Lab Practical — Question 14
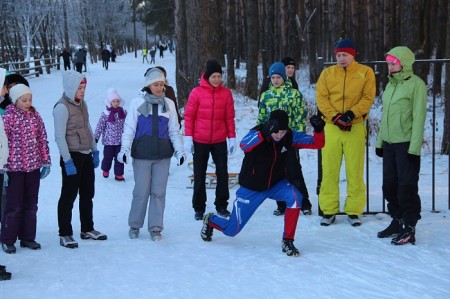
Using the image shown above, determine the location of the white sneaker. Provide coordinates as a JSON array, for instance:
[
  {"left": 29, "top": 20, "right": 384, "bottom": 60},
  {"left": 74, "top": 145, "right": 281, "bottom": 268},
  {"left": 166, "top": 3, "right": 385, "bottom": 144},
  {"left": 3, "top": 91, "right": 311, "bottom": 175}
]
[
  {"left": 60, "top": 236, "right": 78, "bottom": 248},
  {"left": 320, "top": 214, "right": 336, "bottom": 226},
  {"left": 80, "top": 230, "right": 107, "bottom": 240},
  {"left": 150, "top": 231, "right": 162, "bottom": 241},
  {"left": 348, "top": 215, "right": 362, "bottom": 226}
]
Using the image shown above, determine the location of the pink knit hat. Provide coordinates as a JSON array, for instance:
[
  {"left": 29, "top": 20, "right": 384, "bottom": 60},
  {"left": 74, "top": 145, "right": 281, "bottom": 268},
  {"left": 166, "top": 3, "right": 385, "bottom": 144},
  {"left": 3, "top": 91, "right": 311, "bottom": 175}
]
[
  {"left": 105, "top": 88, "right": 123, "bottom": 107},
  {"left": 386, "top": 54, "right": 401, "bottom": 66}
]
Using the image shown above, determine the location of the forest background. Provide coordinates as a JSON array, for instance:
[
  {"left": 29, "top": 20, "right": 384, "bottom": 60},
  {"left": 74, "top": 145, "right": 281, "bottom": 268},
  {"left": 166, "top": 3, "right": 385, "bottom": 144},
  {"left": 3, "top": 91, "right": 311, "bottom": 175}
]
[{"left": 0, "top": 0, "right": 449, "bottom": 153}]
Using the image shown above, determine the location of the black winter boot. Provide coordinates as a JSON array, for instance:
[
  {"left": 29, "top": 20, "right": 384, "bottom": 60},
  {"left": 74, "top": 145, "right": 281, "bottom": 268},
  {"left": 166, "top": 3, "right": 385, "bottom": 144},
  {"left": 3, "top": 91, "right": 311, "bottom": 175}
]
[
  {"left": 377, "top": 219, "right": 403, "bottom": 238},
  {"left": 391, "top": 225, "right": 416, "bottom": 245}
]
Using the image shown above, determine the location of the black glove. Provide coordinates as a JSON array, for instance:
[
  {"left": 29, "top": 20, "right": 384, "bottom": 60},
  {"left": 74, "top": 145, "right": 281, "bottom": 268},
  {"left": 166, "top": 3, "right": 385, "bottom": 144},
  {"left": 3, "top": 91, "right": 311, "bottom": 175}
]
[
  {"left": 375, "top": 148, "right": 383, "bottom": 157},
  {"left": 407, "top": 153, "right": 420, "bottom": 163},
  {"left": 95, "top": 138, "right": 99, "bottom": 144},
  {"left": 341, "top": 110, "right": 355, "bottom": 123},
  {"left": 309, "top": 115, "right": 325, "bottom": 133},
  {"left": 262, "top": 120, "right": 279, "bottom": 137},
  {"left": 332, "top": 114, "right": 352, "bottom": 131}
]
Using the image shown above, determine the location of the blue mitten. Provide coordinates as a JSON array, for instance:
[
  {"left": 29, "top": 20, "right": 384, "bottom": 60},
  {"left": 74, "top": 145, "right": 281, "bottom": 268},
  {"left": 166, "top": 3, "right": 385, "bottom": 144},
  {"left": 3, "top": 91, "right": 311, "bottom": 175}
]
[
  {"left": 64, "top": 159, "right": 77, "bottom": 176},
  {"left": 92, "top": 151, "right": 100, "bottom": 168},
  {"left": 40, "top": 165, "right": 51, "bottom": 179}
]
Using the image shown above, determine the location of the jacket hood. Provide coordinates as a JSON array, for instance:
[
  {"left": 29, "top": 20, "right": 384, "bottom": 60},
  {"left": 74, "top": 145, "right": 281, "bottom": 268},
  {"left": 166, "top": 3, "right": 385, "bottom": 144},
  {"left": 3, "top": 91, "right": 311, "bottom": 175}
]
[
  {"left": 62, "top": 70, "right": 85, "bottom": 100},
  {"left": 386, "top": 46, "right": 415, "bottom": 76}
]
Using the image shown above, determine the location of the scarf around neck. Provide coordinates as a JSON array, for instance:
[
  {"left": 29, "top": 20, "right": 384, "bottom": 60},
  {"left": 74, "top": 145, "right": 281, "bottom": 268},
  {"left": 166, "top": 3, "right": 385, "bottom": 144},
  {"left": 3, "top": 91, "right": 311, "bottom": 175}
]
[
  {"left": 107, "top": 106, "right": 126, "bottom": 122},
  {"left": 138, "top": 91, "right": 168, "bottom": 117}
]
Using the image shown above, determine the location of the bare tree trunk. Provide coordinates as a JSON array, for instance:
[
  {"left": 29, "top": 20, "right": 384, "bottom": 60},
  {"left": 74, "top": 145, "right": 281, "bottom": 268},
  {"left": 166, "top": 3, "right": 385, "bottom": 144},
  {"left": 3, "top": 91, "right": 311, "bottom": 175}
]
[
  {"left": 433, "top": 0, "right": 448, "bottom": 94},
  {"left": 280, "top": 0, "right": 288, "bottom": 53},
  {"left": 62, "top": 0, "right": 70, "bottom": 51},
  {"left": 443, "top": 2, "right": 450, "bottom": 155},
  {"left": 305, "top": 0, "right": 318, "bottom": 83},
  {"left": 244, "top": 0, "right": 259, "bottom": 99},
  {"left": 174, "top": 0, "right": 189, "bottom": 107},
  {"left": 226, "top": 0, "right": 236, "bottom": 89}
]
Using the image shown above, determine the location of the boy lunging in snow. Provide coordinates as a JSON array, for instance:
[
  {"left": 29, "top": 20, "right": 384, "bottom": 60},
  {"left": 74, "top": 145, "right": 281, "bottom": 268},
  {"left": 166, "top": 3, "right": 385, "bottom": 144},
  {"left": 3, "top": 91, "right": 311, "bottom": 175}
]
[
  {"left": 201, "top": 110, "right": 325, "bottom": 256},
  {"left": 94, "top": 88, "right": 127, "bottom": 181}
]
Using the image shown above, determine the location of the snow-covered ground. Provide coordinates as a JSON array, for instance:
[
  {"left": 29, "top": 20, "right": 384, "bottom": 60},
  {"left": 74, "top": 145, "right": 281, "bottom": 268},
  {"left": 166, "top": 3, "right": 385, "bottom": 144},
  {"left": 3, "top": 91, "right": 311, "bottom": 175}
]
[{"left": 0, "top": 52, "right": 449, "bottom": 298}]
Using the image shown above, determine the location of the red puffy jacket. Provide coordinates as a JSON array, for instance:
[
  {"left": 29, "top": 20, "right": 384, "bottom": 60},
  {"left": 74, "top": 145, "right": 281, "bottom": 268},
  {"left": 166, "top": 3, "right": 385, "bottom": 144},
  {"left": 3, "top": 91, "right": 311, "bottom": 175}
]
[{"left": 184, "top": 75, "right": 236, "bottom": 144}]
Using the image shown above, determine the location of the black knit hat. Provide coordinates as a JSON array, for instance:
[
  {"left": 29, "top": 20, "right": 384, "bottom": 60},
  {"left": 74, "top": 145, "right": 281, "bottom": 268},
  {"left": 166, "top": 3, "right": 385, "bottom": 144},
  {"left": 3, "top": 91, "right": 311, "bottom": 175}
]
[
  {"left": 269, "top": 109, "right": 289, "bottom": 130},
  {"left": 4, "top": 73, "right": 29, "bottom": 88},
  {"left": 281, "top": 56, "right": 295, "bottom": 67},
  {"left": 204, "top": 59, "right": 222, "bottom": 79}
]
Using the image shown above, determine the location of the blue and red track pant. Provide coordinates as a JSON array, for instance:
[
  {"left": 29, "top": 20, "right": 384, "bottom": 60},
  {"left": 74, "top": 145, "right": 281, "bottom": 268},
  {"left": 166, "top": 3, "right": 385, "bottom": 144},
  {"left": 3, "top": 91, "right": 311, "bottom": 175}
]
[{"left": 208, "top": 179, "right": 302, "bottom": 240}]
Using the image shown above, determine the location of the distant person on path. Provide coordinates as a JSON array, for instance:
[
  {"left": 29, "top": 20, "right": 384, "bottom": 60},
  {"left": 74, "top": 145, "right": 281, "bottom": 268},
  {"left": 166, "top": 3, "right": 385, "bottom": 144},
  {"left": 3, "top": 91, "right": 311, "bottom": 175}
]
[
  {"left": 183, "top": 59, "right": 236, "bottom": 221},
  {"left": 258, "top": 58, "right": 312, "bottom": 216},
  {"left": 94, "top": 88, "right": 127, "bottom": 181},
  {"left": 149, "top": 47, "right": 156, "bottom": 64},
  {"left": 111, "top": 48, "right": 117, "bottom": 62},
  {"left": 316, "top": 38, "right": 376, "bottom": 226},
  {"left": 0, "top": 84, "right": 51, "bottom": 254},
  {"left": 375, "top": 46, "right": 427, "bottom": 245},
  {"left": 53, "top": 70, "right": 107, "bottom": 249},
  {"left": 142, "top": 48, "right": 149, "bottom": 64},
  {"left": 117, "top": 68, "right": 185, "bottom": 241},
  {"left": 200, "top": 110, "right": 325, "bottom": 256},
  {"left": 82, "top": 48, "right": 88, "bottom": 72},
  {"left": 101, "top": 47, "right": 111, "bottom": 70},
  {"left": 158, "top": 43, "right": 165, "bottom": 59},
  {"left": 59, "top": 48, "right": 72, "bottom": 71},
  {"left": 73, "top": 48, "right": 84, "bottom": 73}
]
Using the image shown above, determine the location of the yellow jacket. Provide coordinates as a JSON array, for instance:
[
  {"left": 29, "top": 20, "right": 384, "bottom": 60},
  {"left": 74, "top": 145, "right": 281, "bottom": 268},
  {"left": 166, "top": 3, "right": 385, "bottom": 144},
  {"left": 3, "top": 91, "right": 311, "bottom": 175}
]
[{"left": 316, "top": 61, "right": 376, "bottom": 124}]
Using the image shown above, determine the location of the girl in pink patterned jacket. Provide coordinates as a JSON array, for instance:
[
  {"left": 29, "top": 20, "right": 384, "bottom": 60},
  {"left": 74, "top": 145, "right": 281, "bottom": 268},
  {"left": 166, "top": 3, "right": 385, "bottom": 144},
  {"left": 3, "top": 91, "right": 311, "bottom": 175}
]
[{"left": 0, "top": 84, "right": 51, "bottom": 254}]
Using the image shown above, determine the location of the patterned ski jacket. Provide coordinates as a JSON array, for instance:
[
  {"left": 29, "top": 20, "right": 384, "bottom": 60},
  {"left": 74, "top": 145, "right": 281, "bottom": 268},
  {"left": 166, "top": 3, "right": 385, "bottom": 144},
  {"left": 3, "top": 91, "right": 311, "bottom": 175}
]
[
  {"left": 3, "top": 105, "right": 50, "bottom": 172},
  {"left": 238, "top": 126, "right": 324, "bottom": 191},
  {"left": 376, "top": 47, "right": 427, "bottom": 156},
  {"left": 258, "top": 79, "right": 307, "bottom": 133},
  {"left": 184, "top": 75, "right": 236, "bottom": 144},
  {"left": 94, "top": 108, "right": 127, "bottom": 145}
]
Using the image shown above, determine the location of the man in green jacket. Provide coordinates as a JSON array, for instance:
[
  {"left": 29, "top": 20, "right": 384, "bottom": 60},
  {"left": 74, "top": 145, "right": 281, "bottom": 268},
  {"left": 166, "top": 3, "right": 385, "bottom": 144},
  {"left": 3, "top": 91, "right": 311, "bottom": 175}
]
[{"left": 375, "top": 46, "right": 427, "bottom": 245}]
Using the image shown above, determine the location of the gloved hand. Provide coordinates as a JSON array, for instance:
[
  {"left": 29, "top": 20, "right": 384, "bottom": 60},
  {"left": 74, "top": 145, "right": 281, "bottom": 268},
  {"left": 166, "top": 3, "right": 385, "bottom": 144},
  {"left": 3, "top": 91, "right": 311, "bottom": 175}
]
[
  {"left": 341, "top": 110, "right": 355, "bottom": 123},
  {"left": 375, "top": 148, "right": 383, "bottom": 157},
  {"left": 262, "top": 120, "right": 279, "bottom": 137},
  {"left": 117, "top": 148, "right": 129, "bottom": 164},
  {"left": 332, "top": 114, "right": 352, "bottom": 131},
  {"left": 183, "top": 136, "right": 193, "bottom": 154},
  {"left": 407, "top": 153, "right": 420, "bottom": 163},
  {"left": 64, "top": 159, "right": 77, "bottom": 176},
  {"left": 95, "top": 138, "right": 99, "bottom": 144},
  {"left": 40, "top": 165, "right": 51, "bottom": 179},
  {"left": 92, "top": 151, "right": 100, "bottom": 168},
  {"left": 228, "top": 138, "right": 236, "bottom": 155},
  {"left": 176, "top": 151, "right": 186, "bottom": 166},
  {"left": 309, "top": 115, "right": 325, "bottom": 133},
  {"left": 3, "top": 172, "right": 8, "bottom": 187}
]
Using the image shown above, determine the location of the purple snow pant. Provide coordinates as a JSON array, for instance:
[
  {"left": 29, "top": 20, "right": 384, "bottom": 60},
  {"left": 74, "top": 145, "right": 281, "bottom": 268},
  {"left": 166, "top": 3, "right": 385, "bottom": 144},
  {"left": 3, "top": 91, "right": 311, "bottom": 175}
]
[
  {"left": 0, "top": 170, "right": 40, "bottom": 244},
  {"left": 102, "top": 145, "right": 124, "bottom": 176}
]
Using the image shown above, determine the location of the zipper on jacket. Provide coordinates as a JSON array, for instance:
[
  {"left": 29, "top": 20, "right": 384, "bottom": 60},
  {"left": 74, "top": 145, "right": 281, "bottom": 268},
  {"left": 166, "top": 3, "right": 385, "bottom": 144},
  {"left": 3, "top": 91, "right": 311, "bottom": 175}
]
[
  {"left": 342, "top": 67, "right": 347, "bottom": 112},
  {"left": 267, "top": 142, "right": 277, "bottom": 189},
  {"left": 209, "top": 88, "right": 216, "bottom": 143}
]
